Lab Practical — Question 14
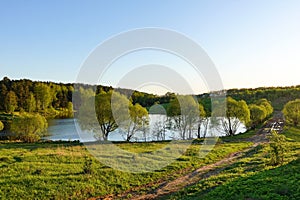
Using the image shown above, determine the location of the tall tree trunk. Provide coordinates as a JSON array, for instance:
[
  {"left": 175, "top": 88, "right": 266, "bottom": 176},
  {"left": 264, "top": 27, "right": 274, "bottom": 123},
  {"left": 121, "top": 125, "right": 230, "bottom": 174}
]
[
  {"left": 228, "top": 117, "right": 233, "bottom": 136},
  {"left": 197, "top": 124, "right": 201, "bottom": 139}
]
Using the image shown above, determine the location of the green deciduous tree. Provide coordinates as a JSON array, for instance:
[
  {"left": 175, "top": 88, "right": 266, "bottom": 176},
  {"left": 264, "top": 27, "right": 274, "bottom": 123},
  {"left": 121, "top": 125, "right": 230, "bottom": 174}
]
[
  {"left": 219, "top": 97, "right": 250, "bottom": 136},
  {"left": 167, "top": 95, "right": 200, "bottom": 140},
  {"left": 78, "top": 91, "right": 130, "bottom": 141},
  {"left": 122, "top": 103, "right": 149, "bottom": 142},
  {"left": 282, "top": 99, "right": 300, "bottom": 126},
  {"left": 256, "top": 98, "right": 273, "bottom": 117},
  {"left": 34, "top": 83, "right": 52, "bottom": 110},
  {"left": 249, "top": 104, "right": 267, "bottom": 127},
  {"left": 4, "top": 91, "right": 18, "bottom": 113},
  {"left": 248, "top": 98, "right": 273, "bottom": 128},
  {"left": 10, "top": 113, "right": 48, "bottom": 142}
]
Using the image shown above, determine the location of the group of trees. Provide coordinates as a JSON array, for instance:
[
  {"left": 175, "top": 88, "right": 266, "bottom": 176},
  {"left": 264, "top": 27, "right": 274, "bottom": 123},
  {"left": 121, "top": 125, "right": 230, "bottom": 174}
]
[
  {"left": 0, "top": 77, "right": 75, "bottom": 142},
  {"left": 218, "top": 97, "right": 250, "bottom": 136},
  {"left": 249, "top": 99, "right": 274, "bottom": 128},
  {"left": 78, "top": 90, "right": 149, "bottom": 141},
  {"left": 0, "top": 77, "right": 74, "bottom": 117},
  {"left": 77, "top": 88, "right": 275, "bottom": 141},
  {"left": 167, "top": 96, "right": 275, "bottom": 137},
  {"left": 166, "top": 96, "right": 206, "bottom": 140},
  {"left": 219, "top": 86, "right": 300, "bottom": 111}
]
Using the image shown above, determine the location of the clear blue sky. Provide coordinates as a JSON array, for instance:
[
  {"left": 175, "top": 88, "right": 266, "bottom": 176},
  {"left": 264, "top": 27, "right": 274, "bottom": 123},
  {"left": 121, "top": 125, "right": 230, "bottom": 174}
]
[{"left": 1, "top": 0, "right": 300, "bottom": 94}]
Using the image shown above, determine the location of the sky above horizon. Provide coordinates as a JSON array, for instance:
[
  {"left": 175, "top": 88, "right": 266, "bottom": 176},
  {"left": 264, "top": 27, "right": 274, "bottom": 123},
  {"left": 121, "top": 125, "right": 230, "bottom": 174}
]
[{"left": 1, "top": 0, "right": 300, "bottom": 94}]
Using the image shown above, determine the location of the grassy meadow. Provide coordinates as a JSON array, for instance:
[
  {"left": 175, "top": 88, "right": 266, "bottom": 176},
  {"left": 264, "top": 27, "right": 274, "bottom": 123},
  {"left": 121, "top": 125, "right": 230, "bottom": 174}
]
[{"left": 0, "top": 136, "right": 252, "bottom": 199}]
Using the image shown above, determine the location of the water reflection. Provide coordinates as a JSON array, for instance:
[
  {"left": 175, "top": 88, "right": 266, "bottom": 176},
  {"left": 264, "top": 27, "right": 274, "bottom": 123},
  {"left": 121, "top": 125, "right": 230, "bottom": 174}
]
[{"left": 43, "top": 115, "right": 246, "bottom": 142}]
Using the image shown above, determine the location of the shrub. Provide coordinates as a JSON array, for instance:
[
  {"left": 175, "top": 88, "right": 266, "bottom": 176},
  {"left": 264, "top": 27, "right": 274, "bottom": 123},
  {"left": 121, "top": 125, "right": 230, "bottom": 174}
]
[
  {"left": 268, "top": 130, "right": 287, "bottom": 166},
  {"left": 10, "top": 113, "right": 48, "bottom": 142}
]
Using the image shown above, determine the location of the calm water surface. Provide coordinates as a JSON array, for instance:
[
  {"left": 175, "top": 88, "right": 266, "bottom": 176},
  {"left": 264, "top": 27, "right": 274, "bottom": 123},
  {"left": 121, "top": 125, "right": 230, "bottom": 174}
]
[{"left": 43, "top": 115, "right": 246, "bottom": 142}]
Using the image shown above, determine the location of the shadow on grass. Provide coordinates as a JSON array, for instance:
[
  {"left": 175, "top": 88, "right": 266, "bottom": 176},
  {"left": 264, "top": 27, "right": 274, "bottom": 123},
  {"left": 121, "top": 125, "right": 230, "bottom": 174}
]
[
  {"left": 0, "top": 140, "right": 83, "bottom": 151},
  {"left": 164, "top": 157, "right": 300, "bottom": 200}
]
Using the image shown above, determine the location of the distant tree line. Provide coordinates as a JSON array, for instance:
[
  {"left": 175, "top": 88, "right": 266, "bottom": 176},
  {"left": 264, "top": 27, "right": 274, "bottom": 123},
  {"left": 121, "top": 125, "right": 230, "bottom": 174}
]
[
  {"left": 197, "top": 86, "right": 300, "bottom": 112},
  {"left": 3, "top": 77, "right": 299, "bottom": 116},
  {"left": 0, "top": 77, "right": 74, "bottom": 117},
  {"left": 223, "top": 86, "right": 300, "bottom": 111},
  {"left": 0, "top": 77, "right": 170, "bottom": 116}
]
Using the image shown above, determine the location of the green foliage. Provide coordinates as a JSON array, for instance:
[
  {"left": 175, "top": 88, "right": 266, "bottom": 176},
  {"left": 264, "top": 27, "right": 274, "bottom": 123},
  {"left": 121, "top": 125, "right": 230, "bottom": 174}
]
[
  {"left": 10, "top": 113, "right": 48, "bottom": 142},
  {"left": 167, "top": 95, "right": 200, "bottom": 139},
  {"left": 256, "top": 98, "right": 273, "bottom": 116},
  {"left": 24, "top": 92, "right": 36, "bottom": 112},
  {"left": 78, "top": 91, "right": 130, "bottom": 140},
  {"left": 122, "top": 103, "right": 149, "bottom": 141},
  {"left": 283, "top": 99, "right": 300, "bottom": 126},
  {"left": 0, "top": 78, "right": 74, "bottom": 118},
  {"left": 34, "top": 83, "right": 52, "bottom": 110},
  {"left": 166, "top": 98, "right": 181, "bottom": 117},
  {"left": 4, "top": 91, "right": 18, "bottom": 113},
  {"left": 55, "top": 102, "right": 74, "bottom": 118},
  {"left": 67, "top": 102, "right": 74, "bottom": 117},
  {"left": 249, "top": 104, "right": 266, "bottom": 126},
  {"left": 0, "top": 120, "right": 4, "bottom": 131},
  {"left": 198, "top": 104, "right": 206, "bottom": 118},
  {"left": 218, "top": 97, "right": 250, "bottom": 136},
  {"left": 228, "top": 97, "right": 250, "bottom": 124},
  {"left": 248, "top": 98, "right": 273, "bottom": 128},
  {"left": 197, "top": 86, "right": 300, "bottom": 112},
  {"left": 268, "top": 130, "right": 287, "bottom": 166}
]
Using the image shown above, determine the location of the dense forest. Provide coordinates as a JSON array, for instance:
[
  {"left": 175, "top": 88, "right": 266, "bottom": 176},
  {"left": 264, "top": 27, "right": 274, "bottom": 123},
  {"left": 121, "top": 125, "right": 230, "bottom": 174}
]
[{"left": 0, "top": 77, "right": 74, "bottom": 117}]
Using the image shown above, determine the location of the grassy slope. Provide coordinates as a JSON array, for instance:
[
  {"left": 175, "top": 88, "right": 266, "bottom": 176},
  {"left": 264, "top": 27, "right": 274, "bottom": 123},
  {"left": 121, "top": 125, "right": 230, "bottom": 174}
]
[
  {"left": 0, "top": 137, "right": 251, "bottom": 199},
  {"left": 164, "top": 127, "right": 300, "bottom": 200}
]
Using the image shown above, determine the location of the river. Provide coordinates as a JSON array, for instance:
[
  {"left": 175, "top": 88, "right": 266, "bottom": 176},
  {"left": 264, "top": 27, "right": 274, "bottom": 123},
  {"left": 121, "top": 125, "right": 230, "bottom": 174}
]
[{"left": 42, "top": 115, "right": 247, "bottom": 142}]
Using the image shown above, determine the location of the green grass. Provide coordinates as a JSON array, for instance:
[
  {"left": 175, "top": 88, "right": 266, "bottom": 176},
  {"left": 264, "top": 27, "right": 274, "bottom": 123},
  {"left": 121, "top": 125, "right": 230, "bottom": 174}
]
[
  {"left": 0, "top": 138, "right": 251, "bottom": 199},
  {"left": 163, "top": 127, "right": 300, "bottom": 200}
]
